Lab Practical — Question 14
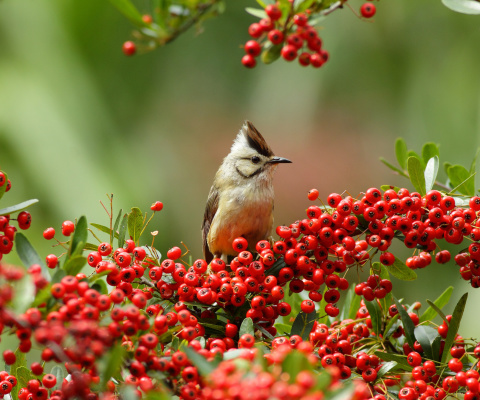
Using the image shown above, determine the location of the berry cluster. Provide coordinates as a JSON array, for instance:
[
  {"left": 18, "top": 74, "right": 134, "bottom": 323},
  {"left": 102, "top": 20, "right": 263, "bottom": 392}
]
[
  {"left": 241, "top": 1, "right": 382, "bottom": 69},
  {"left": 242, "top": 5, "right": 328, "bottom": 69},
  {"left": 0, "top": 169, "right": 33, "bottom": 260}
]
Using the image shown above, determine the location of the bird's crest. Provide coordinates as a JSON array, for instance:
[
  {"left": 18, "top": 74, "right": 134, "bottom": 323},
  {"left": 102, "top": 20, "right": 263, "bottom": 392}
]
[{"left": 234, "top": 121, "right": 274, "bottom": 157}]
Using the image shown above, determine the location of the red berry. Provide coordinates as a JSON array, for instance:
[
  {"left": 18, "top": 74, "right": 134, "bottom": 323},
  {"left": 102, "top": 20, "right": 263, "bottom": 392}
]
[
  {"left": 232, "top": 237, "right": 249, "bottom": 252},
  {"left": 293, "top": 13, "right": 308, "bottom": 26},
  {"left": 308, "top": 189, "right": 319, "bottom": 201},
  {"left": 298, "top": 52, "right": 311, "bottom": 66},
  {"left": 3, "top": 350, "right": 15, "bottom": 365},
  {"left": 167, "top": 246, "right": 182, "bottom": 260},
  {"left": 31, "top": 362, "right": 44, "bottom": 375},
  {"left": 42, "top": 373, "right": 57, "bottom": 389},
  {"left": 46, "top": 254, "right": 58, "bottom": 269},
  {"left": 310, "top": 53, "right": 324, "bottom": 68},
  {"left": 17, "top": 211, "right": 32, "bottom": 230},
  {"left": 281, "top": 44, "right": 297, "bottom": 61},
  {"left": 407, "top": 351, "right": 422, "bottom": 366},
  {"left": 248, "top": 23, "right": 263, "bottom": 38},
  {"left": 43, "top": 227, "right": 55, "bottom": 240},
  {"left": 142, "top": 14, "right": 153, "bottom": 24},
  {"left": 122, "top": 41, "right": 136, "bottom": 56},
  {"left": 301, "top": 299, "right": 315, "bottom": 313},
  {"left": 360, "top": 2, "right": 376, "bottom": 18},
  {"left": 268, "top": 29, "right": 284, "bottom": 45},
  {"left": 150, "top": 201, "right": 164, "bottom": 211},
  {"left": 242, "top": 54, "right": 257, "bottom": 68},
  {"left": 265, "top": 4, "right": 282, "bottom": 20},
  {"left": 61, "top": 220, "right": 75, "bottom": 236},
  {"left": 244, "top": 40, "right": 261, "bottom": 57}
]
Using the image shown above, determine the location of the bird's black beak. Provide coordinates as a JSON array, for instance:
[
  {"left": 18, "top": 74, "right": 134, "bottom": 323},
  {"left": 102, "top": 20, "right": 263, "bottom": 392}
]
[{"left": 268, "top": 156, "right": 292, "bottom": 164}]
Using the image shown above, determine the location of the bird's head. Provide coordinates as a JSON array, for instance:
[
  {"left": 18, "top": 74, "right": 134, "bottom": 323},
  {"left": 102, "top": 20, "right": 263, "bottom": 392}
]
[{"left": 228, "top": 121, "right": 291, "bottom": 180}]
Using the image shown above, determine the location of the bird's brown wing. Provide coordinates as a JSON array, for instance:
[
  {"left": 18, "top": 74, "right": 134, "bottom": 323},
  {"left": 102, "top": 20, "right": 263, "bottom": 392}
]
[{"left": 202, "top": 185, "right": 219, "bottom": 264}]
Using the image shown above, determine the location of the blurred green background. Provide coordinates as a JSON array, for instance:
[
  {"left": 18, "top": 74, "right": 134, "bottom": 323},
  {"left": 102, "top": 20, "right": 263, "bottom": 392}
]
[{"left": 1, "top": 0, "right": 480, "bottom": 336}]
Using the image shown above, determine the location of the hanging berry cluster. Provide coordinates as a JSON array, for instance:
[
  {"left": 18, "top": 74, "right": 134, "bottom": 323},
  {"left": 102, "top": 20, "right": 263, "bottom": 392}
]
[
  {"left": 113, "top": 0, "right": 382, "bottom": 69},
  {"left": 242, "top": 0, "right": 380, "bottom": 68}
]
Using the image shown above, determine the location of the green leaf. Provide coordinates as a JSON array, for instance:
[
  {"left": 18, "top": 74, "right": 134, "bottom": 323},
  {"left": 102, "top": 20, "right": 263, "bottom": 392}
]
[
  {"left": 108, "top": 0, "right": 148, "bottom": 26},
  {"left": 261, "top": 44, "right": 282, "bottom": 64},
  {"left": 11, "top": 273, "right": 35, "bottom": 314},
  {"left": 119, "top": 385, "right": 139, "bottom": 400},
  {"left": 50, "top": 365, "right": 65, "bottom": 391},
  {"left": 117, "top": 213, "right": 128, "bottom": 248},
  {"left": 100, "top": 344, "right": 126, "bottom": 389},
  {"left": 420, "top": 286, "right": 453, "bottom": 323},
  {"left": 407, "top": 156, "right": 426, "bottom": 196},
  {"left": 245, "top": 7, "right": 268, "bottom": 18},
  {"left": 386, "top": 257, "right": 417, "bottom": 281},
  {"left": 379, "top": 158, "right": 409, "bottom": 178},
  {"left": 291, "top": 310, "right": 317, "bottom": 341},
  {"left": 394, "top": 296, "right": 416, "bottom": 349},
  {"left": 112, "top": 208, "right": 123, "bottom": 245},
  {"left": 348, "top": 289, "right": 362, "bottom": 320},
  {"left": 51, "top": 268, "right": 66, "bottom": 284},
  {"left": 92, "top": 279, "right": 109, "bottom": 295},
  {"left": 374, "top": 351, "right": 412, "bottom": 371},
  {"left": 91, "top": 223, "right": 119, "bottom": 239},
  {"left": 183, "top": 347, "right": 216, "bottom": 375},
  {"left": 294, "top": 0, "right": 316, "bottom": 12},
  {"left": 365, "top": 300, "right": 382, "bottom": 337},
  {"left": 0, "top": 199, "right": 39, "bottom": 216},
  {"left": 447, "top": 165, "right": 475, "bottom": 195},
  {"left": 282, "top": 351, "right": 312, "bottom": 383},
  {"left": 414, "top": 325, "right": 441, "bottom": 361},
  {"left": 384, "top": 314, "right": 400, "bottom": 338},
  {"left": 274, "top": 322, "right": 291, "bottom": 335},
  {"left": 407, "top": 150, "right": 425, "bottom": 168},
  {"left": 239, "top": 317, "right": 254, "bottom": 337},
  {"left": 442, "top": 0, "right": 480, "bottom": 14},
  {"left": 15, "top": 232, "right": 50, "bottom": 281},
  {"left": 441, "top": 292, "right": 468, "bottom": 363},
  {"left": 255, "top": 323, "right": 275, "bottom": 340},
  {"left": 0, "top": 170, "right": 8, "bottom": 200},
  {"left": 255, "top": 0, "right": 270, "bottom": 7},
  {"left": 10, "top": 349, "right": 26, "bottom": 377},
  {"left": 89, "top": 269, "right": 111, "bottom": 282},
  {"left": 328, "top": 384, "right": 355, "bottom": 400},
  {"left": 128, "top": 207, "right": 143, "bottom": 243},
  {"left": 424, "top": 300, "right": 448, "bottom": 326},
  {"left": 395, "top": 138, "right": 408, "bottom": 170},
  {"left": 85, "top": 242, "right": 98, "bottom": 251},
  {"left": 15, "top": 367, "right": 36, "bottom": 397},
  {"left": 32, "top": 285, "right": 52, "bottom": 308},
  {"left": 424, "top": 156, "right": 440, "bottom": 193},
  {"left": 381, "top": 185, "right": 401, "bottom": 193},
  {"left": 68, "top": 216, "right": 88, "bottom": 259},
  {"left": 223, "top": 349, "right": 252, "bottom": 361},
  {"left": 444, "top": 161, "right": 452, "bottom": 174},
  {"left": 10, "top": 349, "right": 28, "bottom": 399},
  {"left": 422, "top": 143, "right": 440, "bottom": 165},
  {"left": 63, "top": 255, "right": 87, "bottom": 276},
  {"left": 377, "top": 361, "right": 397, "bottom": 378},
  {"left": 340, "top": 284, "right": 354, "bottom": 321}
]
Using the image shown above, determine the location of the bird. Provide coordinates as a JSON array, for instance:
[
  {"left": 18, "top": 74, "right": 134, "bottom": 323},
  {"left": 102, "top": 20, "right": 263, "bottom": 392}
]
[{"left": 202, "top": 121, "right": 291, "bottom": 264}]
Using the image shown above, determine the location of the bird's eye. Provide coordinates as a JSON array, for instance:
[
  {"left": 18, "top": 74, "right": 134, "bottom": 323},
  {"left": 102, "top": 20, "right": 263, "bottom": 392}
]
[{"left": 251, "top": 156, "right": 261, "bottom": 164}]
